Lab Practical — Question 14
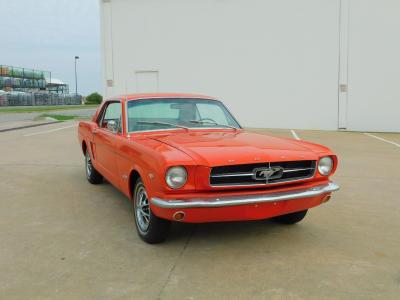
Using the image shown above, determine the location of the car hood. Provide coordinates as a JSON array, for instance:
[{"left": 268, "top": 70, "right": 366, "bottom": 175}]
[{"left": 147, "top": 130, "right": 320, "bottom": 166}]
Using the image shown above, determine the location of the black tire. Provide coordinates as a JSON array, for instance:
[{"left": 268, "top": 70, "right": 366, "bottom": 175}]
[
  {"left": 85, "top": 150, "right": 103, "bottom": 184},
  {"left": 133, "top": 178, "right": 170, "bottom": 244},
  {"left": 273, "top": 209, "right": 308, "bottom": 224}
]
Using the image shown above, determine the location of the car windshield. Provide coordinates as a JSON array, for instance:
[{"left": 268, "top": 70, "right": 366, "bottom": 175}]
[{"left": 127, "top": 98, "right": 241, "bottom": 132}]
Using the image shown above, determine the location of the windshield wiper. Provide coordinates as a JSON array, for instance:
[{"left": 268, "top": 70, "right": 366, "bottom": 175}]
[
  {"left": 189, "top": 120, "right": 238, "bottom": 130},
  {"left": 137, "top": 121, "right": 189, "bottom": 131}
]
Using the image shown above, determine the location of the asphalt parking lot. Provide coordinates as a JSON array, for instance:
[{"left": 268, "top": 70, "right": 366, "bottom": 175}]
[{"left": 1, "top": 122, "right": 399, "bottom": 299}]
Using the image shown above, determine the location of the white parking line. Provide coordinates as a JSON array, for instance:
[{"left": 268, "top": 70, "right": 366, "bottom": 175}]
[
  {"left": 364, "top": 133, "right": 400, "bottom": 148},
  {"left": 23, "top": 124, "right": 77, "bottom": 137},
  {"left": 290, "top": 130, "right": 301, "bottom": 140}
]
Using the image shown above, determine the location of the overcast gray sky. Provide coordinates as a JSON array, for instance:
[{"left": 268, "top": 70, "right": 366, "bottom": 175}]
[{"left": 0, "top": 0, "right": 101, "bottom": 96}]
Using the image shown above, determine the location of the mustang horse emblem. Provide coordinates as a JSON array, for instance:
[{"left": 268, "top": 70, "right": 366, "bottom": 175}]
[{"left": 253, "top": 166, "right": 284, "bottom": 182}]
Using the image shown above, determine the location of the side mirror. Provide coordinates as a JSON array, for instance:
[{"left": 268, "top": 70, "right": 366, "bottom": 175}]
[{"left": 107, "top": 120, "right": 118, "bottom": 133}]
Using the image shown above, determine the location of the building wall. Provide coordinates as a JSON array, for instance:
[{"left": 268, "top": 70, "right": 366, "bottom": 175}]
[
  {"left": 100, "top": 0, "right": 400, "bottom": 132},
  {"left": 345, "top": 0, "right": 400, "bottom": 132}
]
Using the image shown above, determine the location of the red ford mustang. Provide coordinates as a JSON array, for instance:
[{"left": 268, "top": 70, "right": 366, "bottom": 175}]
[{"left": 78, "top": 93, "right": 339, "bottom": 243}]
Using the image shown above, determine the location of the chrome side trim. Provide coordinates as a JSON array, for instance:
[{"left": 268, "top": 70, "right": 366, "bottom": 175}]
[{"left": 151, "top": 182, "right": 339, "bottom": 209}]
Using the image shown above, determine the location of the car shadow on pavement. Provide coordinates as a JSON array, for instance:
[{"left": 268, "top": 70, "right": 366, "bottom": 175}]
[{"left": 167, "top": 218, "right": 304, "bottom": 245}]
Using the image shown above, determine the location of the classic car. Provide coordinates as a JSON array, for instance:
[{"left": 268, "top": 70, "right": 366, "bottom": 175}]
[{"left": 78, "top": 93, "right": 339, "bottom": 243}]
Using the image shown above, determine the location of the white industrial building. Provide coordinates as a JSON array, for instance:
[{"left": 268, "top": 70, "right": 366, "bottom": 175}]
[{"left": 100, "top": 0, "right": 400, "bottom": 132}]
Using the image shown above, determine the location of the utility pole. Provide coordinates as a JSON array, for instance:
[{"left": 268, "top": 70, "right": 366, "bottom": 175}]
[{"left": 74, "top": 56, "right": 79, "bottom": 95}]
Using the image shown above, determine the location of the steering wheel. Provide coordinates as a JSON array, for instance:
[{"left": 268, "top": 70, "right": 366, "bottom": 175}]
[{"left": 198, "top": 117, "right": 217, "bottom": 123}]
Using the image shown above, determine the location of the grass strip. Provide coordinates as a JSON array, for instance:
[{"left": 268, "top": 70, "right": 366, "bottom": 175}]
[
  {"left": 39, "top": 114, "right": 78, "bottom": 121},
  {"left": 0, "top": 104, "right": 98, "bottom": 113}
]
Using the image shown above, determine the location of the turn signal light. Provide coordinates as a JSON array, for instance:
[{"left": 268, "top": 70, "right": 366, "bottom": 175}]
[
  {"left": 321, "top": 194, "right": 331, "bottom": 203},
  {"left": 173, "top": 211, "right": 185, "bottom": 221}
]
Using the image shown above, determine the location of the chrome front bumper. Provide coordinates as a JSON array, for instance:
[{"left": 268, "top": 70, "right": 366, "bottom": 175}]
[{"left": 151, "top": 182, "right": 340, "bottom": 209}]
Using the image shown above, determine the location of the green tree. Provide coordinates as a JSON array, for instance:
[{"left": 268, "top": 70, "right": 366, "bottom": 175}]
[{"left": 85, "top": 92, "right": 103, "bottom": 105}]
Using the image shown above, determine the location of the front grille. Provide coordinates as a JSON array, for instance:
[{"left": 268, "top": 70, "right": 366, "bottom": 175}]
[{"left": 210, "top": 160, "right": 316, "bottom": 187}]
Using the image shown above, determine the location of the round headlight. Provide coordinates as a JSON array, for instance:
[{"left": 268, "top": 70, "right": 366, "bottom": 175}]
[
  {"left": 318, "top": 156, "right": 333, "bottom": 176},
  {"left": 165, "top": 166, "right": 187, "bottom": 189}
]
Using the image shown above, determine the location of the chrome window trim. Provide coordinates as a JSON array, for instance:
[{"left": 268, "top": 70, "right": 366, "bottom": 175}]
[{"left": 128, "top": 127, "right": 241, "bottom": 134}]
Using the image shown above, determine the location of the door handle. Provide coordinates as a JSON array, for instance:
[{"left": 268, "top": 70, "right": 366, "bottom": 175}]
[{"left": 92, "top": 129, "right": 98, "bottom": 135}]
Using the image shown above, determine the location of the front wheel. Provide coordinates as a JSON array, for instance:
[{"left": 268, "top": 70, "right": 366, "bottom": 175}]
[
  {"left": 133, "top": 179, "right": 170, "bottom": 244},
  {"left": 273, "top": 209, "right": 308, "bottom": 224}
]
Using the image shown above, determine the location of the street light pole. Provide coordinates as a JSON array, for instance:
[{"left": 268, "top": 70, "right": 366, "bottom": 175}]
[{"left": 74, "top": 56, "right": 79, "bottom": 95}]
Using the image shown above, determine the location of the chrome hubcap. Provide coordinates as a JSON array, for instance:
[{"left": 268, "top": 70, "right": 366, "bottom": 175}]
[
  {"left": 135, "top": 185, "right": 150, "bottom": 232},
  {"left": 86, "top": 152, "right": 93, "bottom": 177}
]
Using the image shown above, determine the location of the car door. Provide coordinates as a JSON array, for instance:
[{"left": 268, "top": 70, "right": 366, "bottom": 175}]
[{"left": 93, "top": 101, "right": 122, "bottom": 185}]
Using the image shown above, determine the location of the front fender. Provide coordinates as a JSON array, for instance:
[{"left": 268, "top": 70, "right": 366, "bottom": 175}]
[{"left": 116, "top": 137, "right": 196, "bottom": 199}]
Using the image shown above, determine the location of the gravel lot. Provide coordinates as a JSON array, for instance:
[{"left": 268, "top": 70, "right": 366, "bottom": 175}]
[{"left": 0, "top": 122, "right": 399, "bottom": 299}]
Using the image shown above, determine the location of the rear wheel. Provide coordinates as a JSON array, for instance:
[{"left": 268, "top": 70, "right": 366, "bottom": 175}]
[
  {"left": 133, "top": 179, "right": 170, "bottom": 244},
  {"left": 85, "top": 150, "right": 103, "bottom": 184},
  {"left": 273, "top": 209, "right": 308, "bottom": 224}
]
